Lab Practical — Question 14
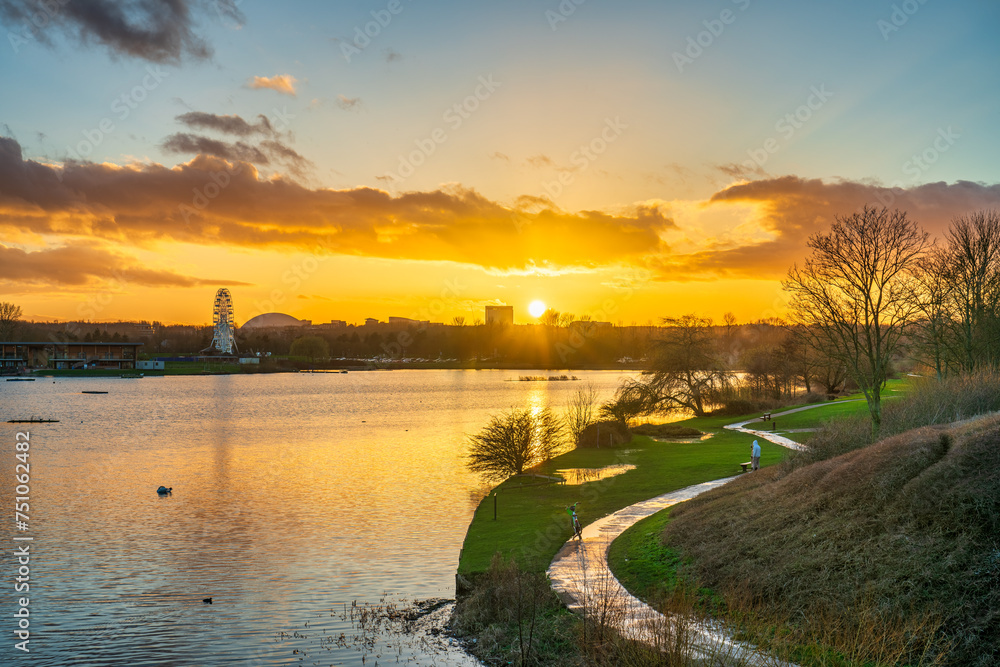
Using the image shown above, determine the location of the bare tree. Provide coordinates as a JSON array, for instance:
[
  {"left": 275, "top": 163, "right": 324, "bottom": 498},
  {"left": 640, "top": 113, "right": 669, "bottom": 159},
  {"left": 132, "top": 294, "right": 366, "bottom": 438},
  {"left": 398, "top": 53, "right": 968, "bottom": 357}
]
[
  {"left": 539, "top": 308, "right": 561, "bottom": 327},
  {"left": 941, "top": 210, "right": 1000, "bottom": 371},
  {"left": 781, "top": 329, "right": 816, "bottom": 393},
  {"left": 467, "top": 408, "right": 565, "bottom": 481},
  {"left": 599, "top": 381, "right": 651, "bottom": 430},
  {"left": 641, "top": 314, "right": 729, "bottom": 417},
  {"left": 451, "top": 316, "right": 467, "bottom": 327},
  {"left": 783, "top": 206, "right": 929, "bottom": 430},
  {"left": 913, "top": 245, "right": 961, "bottom": 379},
  {"left": 0, "top": 302, "right": 22, "bottom": 341},
  {"left": 565, "top": 382, "right": 599, "bottom": 445}
]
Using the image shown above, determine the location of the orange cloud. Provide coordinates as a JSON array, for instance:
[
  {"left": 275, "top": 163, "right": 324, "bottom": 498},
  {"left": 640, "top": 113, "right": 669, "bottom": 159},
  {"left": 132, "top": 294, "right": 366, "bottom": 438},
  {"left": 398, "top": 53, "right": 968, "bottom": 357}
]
[
  {"left": 0, "top": 243, "right": 250, "bottom": 288},
  {"left": 247, "top": 74, "right": 298, "bottom": 96},
  {"left": 652, "top": 176, "right": 1000, "bottom": 281},
  {"left": 6, "top": 136, "right": 999, "bottom": 289},
  {"left": 0, "top": 138, "right": 673, "bottom": 273}
]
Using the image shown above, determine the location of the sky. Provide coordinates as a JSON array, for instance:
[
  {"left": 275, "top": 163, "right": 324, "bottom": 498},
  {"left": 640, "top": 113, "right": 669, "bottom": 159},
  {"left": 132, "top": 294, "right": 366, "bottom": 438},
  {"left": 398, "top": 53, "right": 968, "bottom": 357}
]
[{"left": 2, "top": 0, "right": 1000, "bottom": 326}]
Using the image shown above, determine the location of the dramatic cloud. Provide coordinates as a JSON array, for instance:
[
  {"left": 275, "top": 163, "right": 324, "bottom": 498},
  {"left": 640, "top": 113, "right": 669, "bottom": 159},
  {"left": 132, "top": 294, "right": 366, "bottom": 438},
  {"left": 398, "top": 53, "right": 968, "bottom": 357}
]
[
  {"left": 175, "top": 112, "right": 276, "bottom": 137},
  {"left": 257, "top": 139, "right": 312, "bottom": 175},
  {"left": 0, "top": 243, "right": 249, "bottom": 288},
  {"left": 654, "top": 176, "right": 1000, "bottom": 281},
  {"left": 247, "top": 74, "right": 298, "bottom": 96},
  {"left": 0, "top": 0, "right": 240, "bottom": 62},
  {"left": 162, "top": 112, "right": 311, "bottom": 176},
  {"left": 9, "top": 136, "right": 997, "bottom": 284},
  {"left": 0, "top": 137, "right": 673, "bottom": 273},
  {"left": 162, "top": 133, "right": 270, "bottom": 164}
]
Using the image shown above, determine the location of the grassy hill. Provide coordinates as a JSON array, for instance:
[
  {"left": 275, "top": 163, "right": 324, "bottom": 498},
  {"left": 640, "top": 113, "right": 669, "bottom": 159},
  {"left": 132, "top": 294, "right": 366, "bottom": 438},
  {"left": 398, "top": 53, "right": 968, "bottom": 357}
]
[{"left": 613, "top": 412, "right": 1000, "bottom": 666}]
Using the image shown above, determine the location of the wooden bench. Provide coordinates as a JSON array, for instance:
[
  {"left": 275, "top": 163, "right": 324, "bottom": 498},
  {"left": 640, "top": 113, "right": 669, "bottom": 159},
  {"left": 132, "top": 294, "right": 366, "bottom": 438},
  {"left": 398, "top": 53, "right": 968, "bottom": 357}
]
[
  {"left": 760, "top": 413, "right": 772, "bottom": 421},
  {"left": 740, "top": 461, "right": 752, "bottom": 473}
]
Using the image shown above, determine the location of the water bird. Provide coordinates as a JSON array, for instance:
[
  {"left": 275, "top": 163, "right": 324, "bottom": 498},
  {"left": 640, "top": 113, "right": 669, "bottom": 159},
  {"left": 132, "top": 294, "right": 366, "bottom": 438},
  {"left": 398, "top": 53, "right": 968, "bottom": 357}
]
[
  {"left": 156, "top": 486, "right": 172, "bottom": 495},
  {"left": 203, "top": 597, "right": 213, "bottom": 604}
]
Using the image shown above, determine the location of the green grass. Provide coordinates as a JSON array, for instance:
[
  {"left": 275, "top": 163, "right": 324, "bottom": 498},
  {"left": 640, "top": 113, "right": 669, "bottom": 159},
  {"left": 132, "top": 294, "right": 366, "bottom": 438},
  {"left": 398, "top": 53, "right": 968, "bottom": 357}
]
[
  {"left": 458, "top": 412, "right": 792, "bottom": 576},
  {"left": 606, "top": 509, "right": 681, "bottom": 602},
  {"left": 743, "top": 379, "right": 912, "bottom": 434},
  {"left": 765, "top": 399, "right": 869, "bottom": 430}
]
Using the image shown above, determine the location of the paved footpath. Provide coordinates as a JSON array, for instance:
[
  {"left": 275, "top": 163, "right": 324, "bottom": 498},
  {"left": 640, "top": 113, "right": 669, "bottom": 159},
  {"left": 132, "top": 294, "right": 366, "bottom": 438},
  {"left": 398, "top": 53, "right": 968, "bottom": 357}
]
[
  {"left": 723, "top": 400, "right": 861, "bottom": 452},
  {"left": 546, "top": 402, "right": 858, "bottom": 664}
]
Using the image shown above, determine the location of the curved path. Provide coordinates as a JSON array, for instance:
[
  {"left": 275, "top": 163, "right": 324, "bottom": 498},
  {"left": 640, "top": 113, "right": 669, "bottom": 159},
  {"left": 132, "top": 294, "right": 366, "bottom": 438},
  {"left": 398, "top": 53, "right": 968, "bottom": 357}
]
[
  {"left": 546, "top": 402, "right": 858, "bottom": 664},
  {"left": 723, "top": 400, "right": 862, "bottom": 451}
]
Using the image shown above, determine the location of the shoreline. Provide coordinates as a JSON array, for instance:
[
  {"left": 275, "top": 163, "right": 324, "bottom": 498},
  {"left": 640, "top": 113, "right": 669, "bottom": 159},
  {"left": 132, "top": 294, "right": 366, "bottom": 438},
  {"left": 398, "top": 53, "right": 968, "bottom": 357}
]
[{"left": 19, "top": 362, "right": 646, "bottom": 378}]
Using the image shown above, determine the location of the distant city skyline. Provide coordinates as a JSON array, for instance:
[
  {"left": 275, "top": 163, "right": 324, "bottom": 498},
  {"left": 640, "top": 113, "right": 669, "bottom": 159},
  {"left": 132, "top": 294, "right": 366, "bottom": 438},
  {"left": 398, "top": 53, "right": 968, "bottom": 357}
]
[{"left": 3, "top": 1, "right": 1000, "bottom": 325}]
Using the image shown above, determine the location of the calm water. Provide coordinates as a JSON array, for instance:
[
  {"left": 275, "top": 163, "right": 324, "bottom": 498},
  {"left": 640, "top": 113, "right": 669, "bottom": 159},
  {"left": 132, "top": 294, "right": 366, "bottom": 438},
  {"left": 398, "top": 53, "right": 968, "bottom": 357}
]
[{"left": 0, "top": 370, "right": 634, "bottom": 666}]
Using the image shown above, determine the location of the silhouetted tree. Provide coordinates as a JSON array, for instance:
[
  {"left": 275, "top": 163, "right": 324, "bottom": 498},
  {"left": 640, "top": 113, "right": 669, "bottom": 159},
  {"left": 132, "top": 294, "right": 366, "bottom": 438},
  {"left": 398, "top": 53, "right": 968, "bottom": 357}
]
[
  {"left": 0, "top": 302, "right": 22, "bottom": 341},
  {"left": 784, "top": 206, "right": 928, "bottom": 430},
  {"left": 466, "top": 408, "right": 564, "bottom": 481},
  {"left": 941, "top": 210, "right": 1000, "bottom": 371},
  {"left": 599, "top": 381, "right": 651, "bottom": 429},
  {"left": 290, "top": 335, "right": 329, "bottom": 362},
  {"left": 565, "top": 382, "right": 599, "bottom": 445},
  {"left": 642, "top": 314, "right": 729, "bottom": 417},
  {"left": 539, "top": 309, "right": 561, "bottom": 327},
  {"left": 913, "top": 246, "right": 961, "bottom": 379}
]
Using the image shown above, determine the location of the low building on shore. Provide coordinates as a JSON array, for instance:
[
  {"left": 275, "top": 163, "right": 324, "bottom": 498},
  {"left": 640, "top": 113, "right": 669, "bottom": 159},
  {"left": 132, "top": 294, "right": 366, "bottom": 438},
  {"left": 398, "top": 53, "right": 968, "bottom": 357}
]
[{"left": 0, "top": 341, "right": 144, "bottom": 371}]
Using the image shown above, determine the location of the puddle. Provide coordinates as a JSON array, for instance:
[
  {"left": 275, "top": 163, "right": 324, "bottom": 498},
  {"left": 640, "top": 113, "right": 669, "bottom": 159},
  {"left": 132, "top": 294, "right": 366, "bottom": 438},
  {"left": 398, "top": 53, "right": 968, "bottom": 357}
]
[
  {"left": 555, "top": 464, "right": 637, "bottom": 485},
  {"left": 652, "top": 433, "right": 715, "bottom": 443}
]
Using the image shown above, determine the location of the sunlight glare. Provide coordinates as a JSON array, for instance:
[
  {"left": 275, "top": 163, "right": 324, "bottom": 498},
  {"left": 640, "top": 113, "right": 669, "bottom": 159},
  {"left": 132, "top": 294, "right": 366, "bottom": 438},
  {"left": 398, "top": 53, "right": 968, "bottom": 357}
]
[{"left": 528, "top": 300, "right": 546, "bottom": 318}]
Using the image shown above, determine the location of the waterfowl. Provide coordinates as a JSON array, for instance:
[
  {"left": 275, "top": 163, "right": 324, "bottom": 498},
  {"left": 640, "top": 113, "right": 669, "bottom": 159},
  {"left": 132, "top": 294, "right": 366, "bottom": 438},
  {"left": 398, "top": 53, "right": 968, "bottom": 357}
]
[{"left": 156, "top": 486, "right": 172, "bottom": 495}]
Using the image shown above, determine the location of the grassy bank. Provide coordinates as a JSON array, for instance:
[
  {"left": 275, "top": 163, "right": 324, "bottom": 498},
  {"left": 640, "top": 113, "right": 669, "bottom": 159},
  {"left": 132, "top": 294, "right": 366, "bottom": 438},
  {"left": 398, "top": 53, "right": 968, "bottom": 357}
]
[
  {"left": 608, "top": 373, "right": 1000, "bottom": 666},
  {"left": 453, "top": 384, "right": 907, "bottom": 664},
  {"left": 459, "top": 413, "right": 793, "bottom": 577},
  {"left": 458, "top": 389, "right": 889, "bottom": 577}
]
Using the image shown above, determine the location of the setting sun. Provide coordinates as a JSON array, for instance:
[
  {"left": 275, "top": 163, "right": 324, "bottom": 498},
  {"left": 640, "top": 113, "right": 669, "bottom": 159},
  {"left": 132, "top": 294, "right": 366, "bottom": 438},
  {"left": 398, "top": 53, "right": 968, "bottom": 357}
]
[{"left": 528, "top": 300, "right": 547, "bottom": 318}]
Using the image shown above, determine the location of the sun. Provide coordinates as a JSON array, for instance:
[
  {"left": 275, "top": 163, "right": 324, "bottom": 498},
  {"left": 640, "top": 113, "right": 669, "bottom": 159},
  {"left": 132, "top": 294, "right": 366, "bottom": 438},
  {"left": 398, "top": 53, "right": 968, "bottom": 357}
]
[{"left": 528, "top": 300, "right": 547, "bottom": 318}]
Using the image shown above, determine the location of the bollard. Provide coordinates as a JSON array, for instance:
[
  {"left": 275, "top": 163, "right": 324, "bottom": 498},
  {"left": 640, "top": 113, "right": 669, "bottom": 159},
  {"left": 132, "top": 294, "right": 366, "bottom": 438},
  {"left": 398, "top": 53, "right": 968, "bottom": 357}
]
[{"left": 493, "top": 492, "right": 497, "bottom": 521}]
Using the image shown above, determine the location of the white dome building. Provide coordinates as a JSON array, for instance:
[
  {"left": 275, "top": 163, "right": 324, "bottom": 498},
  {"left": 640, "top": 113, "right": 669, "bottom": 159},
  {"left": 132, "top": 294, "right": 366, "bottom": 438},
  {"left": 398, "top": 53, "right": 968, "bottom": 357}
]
[{"left": 241, "top": 313, "right": 308, "bottom": 330}]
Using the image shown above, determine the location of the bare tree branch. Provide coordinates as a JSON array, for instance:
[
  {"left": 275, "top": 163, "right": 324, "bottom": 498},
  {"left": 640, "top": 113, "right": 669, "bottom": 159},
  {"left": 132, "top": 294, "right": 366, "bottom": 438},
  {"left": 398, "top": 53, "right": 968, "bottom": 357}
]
[{"left": 782, "top": 206, "right": 929, "bottom": 430}]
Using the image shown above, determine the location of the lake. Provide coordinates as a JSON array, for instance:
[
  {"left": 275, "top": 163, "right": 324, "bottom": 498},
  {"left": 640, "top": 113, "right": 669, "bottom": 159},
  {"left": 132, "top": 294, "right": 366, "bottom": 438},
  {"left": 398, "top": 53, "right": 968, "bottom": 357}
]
[{"left": 0, "top": 370, "right": 635, "bottom": 666}]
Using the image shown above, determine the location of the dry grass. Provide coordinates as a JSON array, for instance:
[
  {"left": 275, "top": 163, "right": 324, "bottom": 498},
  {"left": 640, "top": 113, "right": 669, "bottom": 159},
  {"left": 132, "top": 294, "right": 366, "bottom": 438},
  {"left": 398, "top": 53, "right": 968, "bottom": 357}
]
[
  {"left": 451, "top": 554, "right": 579, "bottom": 666},
  {"left": 794, "top": 368, "right": 1000, "bottom": 467},
  {"left": 575, "top": 546, "right": 720, "bottom": 666},
  {"left": 659, "top": 396, "right": 1000, "bottom": 665}
]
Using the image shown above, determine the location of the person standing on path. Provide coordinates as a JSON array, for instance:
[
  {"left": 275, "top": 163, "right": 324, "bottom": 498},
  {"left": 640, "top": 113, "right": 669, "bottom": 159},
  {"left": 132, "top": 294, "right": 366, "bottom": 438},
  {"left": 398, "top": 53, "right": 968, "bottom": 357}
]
[{"left": 751, "top": 439, "right": 761, "bottom": 471}]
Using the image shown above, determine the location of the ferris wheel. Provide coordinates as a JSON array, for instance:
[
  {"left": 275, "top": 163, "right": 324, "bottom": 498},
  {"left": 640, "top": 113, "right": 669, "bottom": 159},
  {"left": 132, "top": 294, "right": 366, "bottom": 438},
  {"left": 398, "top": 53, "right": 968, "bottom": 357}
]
[{"left": 208, "top": 288, "right": 238, "bottom": 354}]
